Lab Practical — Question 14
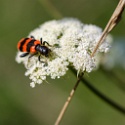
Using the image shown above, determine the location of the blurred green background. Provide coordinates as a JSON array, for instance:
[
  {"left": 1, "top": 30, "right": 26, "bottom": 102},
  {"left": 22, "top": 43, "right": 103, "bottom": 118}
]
[{"left": 0, "top": 0, "right": 125, "bottom": 125}]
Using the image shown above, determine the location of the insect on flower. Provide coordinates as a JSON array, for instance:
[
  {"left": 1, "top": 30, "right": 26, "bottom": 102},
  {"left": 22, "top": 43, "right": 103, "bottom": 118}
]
[
  {"left": 16, "top": 18, "right": 112, "bottom": 87},
  {"left": 17, "top": 36, "right": 52, "bottom": 61}
]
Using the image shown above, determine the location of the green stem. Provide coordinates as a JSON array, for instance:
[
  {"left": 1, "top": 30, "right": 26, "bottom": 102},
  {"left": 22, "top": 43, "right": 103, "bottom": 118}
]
[
  {"left": 100, "top": 66, "right": 125, "bottom": 92},
  {"left": 70, "top": 68, "right": 125, "bottom": 115}
]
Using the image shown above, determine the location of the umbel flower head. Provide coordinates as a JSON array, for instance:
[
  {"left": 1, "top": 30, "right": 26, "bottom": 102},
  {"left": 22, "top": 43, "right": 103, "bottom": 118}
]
[{"left": 16, "top": 18, "right": 112, "bottom": 87}]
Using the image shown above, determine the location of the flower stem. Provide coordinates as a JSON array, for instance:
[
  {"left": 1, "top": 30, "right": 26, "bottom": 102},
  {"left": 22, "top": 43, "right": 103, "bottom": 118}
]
[
  {"left": 100, "top": 66, "right": 125, "bottom": 92},
  {"left": 91, "top": 0, "right": 125, "bottom": 57},
  {"left": 54, "top": 72, "right": 84, "bottom": 125},
  {"left": 82, "top": 78, "right": 125, "bottom": 114},
  {"left": 70, "top": 68, "right": 125, "bottom": 115}
]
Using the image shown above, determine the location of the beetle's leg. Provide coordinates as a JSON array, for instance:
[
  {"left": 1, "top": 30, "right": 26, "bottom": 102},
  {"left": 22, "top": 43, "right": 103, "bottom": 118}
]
[
  {"left": 40, "top": 38, "right": 43, "bottom": 44},
  {"left": 38, "top": 55, "right": 41, "bottom": 62},
  {"left": 38, "top": 55, "right": 48, "bottom": 66},
  {"left": 20, "top": 53, "right": 29, "bottom": 57},
  {"left": 38, "top": 55, "right": 45, "bottom": 63},
  {"left": 31, "top": 36, "right": 35, "bottom": 39},
  {"left": 43, "top": 41, "right": 52, "bottom": 47}
]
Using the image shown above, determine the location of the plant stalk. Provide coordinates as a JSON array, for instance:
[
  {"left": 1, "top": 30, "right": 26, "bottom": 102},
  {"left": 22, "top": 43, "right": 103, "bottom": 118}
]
[{"left": 55, "top": 73, "right": 84, "bottom": 125}]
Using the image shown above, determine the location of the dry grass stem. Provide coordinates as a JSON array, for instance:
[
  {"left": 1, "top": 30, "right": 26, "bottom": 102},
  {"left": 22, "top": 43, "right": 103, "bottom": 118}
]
[
  {"left": 55, "top": 73, "right": 84, "bottom": 125},
  {"left": 91, "top": 0, "right": 125, "bottom": 57}
]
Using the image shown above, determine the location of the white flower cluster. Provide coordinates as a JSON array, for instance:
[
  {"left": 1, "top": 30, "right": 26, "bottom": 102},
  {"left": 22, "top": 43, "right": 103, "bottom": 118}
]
[{"left": 16, "top": 18, "right": 112, "bottom": 87}]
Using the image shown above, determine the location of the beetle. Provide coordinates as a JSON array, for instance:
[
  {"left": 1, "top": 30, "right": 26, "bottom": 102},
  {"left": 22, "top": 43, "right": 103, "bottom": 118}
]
[{"left": 17, "top": 36, "right": 51, "bottom": 61}]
